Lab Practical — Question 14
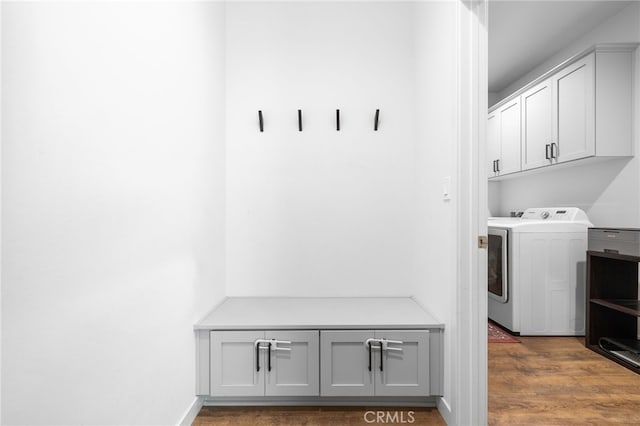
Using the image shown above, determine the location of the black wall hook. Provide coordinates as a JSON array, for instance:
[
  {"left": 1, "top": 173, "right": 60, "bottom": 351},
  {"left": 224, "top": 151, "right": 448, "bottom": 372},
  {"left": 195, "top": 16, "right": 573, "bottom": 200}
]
[
  {"left": 298, "top": 109, "right": 303, "bottom": 132},
  {"left": 336, "top": 109, "right": 340, "bottom": 131},
  {"left": 258, "top": 110, "right": 264, "bottom": 132},
  {"left": 374, "top": 109, "right": 380, "bottom": 131}
]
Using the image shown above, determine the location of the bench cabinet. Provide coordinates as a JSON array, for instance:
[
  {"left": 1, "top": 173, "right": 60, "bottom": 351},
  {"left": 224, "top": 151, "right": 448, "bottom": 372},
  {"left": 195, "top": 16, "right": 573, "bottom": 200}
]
[
  {"left": 195, "top": 297, "right": 444, "bottom": 404},
  {"left": 320, "top": 330, "right": 430, "bottom": 397},
  {"left": 210, "top": 330, "right": 319, "bottom": 397}
]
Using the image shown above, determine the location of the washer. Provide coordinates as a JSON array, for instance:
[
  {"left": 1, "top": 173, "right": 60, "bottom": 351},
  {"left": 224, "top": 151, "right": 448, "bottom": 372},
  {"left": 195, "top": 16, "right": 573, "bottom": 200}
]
[{"left": 488, "top": 207, "right": 592, "bottom": 336}]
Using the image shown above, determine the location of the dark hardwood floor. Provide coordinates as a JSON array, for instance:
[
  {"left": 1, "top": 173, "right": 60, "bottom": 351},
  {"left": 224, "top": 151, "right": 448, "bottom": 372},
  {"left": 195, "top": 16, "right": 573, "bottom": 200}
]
[
  {"left": 489, "top": 336, "right": 640, "bottom": 425},
  {"left": 193, "top": 336, "right": 640, "bottom": 425}
]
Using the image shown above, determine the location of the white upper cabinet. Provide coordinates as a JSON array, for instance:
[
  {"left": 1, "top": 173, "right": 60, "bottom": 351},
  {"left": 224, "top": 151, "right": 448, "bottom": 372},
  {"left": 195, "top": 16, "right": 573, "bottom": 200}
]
[
  {"left": 488, "top": 97, "right": 521, "bottom": 178},
  {"left": 521, "top": 78, "right": 553, "bottom": 170},
  {"left": 499, "top": 98, "right": 522, "bottom": 175},
  {"left": 553, "top": 53, "right": 595, "bottom": 164},
  {"left": 487, "top": 111, "right": 500, "bottom": 177},
  {"left": 490, "top": 44, "right": 636, "bottom": 179}
]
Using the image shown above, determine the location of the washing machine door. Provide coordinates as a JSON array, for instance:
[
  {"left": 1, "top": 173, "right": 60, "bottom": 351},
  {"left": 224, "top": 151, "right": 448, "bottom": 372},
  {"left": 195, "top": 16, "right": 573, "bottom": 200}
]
[{"left": 488, "top": 227, "right": 508, "bottom": 303}]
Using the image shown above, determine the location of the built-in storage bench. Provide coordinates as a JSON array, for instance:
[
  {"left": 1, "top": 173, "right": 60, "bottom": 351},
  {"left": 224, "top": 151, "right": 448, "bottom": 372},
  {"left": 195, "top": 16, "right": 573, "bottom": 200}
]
[{"left": 194, "top": 297, "right": 444, "bottom": 406}]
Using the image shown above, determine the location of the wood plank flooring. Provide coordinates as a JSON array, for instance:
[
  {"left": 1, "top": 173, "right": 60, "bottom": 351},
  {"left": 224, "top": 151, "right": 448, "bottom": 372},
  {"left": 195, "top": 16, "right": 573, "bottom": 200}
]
[
  {"left": 193, "top": 336, "right": 640, "bottom": 425},
  {"left": 193, "top": 406, "right": 445, "bottom": 425},
  {"left": 489, "top": 336, "right": 640, "bottom": 425}
]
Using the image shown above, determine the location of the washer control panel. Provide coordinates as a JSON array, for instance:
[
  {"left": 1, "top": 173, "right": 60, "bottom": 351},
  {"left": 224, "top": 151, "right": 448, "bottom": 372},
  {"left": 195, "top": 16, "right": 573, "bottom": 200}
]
[{"left": 520, "top": 208, "right": 588, "bottom": 222}]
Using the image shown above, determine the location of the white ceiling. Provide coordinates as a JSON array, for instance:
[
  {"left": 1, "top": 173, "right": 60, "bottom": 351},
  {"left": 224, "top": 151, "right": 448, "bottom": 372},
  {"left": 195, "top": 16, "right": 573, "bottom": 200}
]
[{"left": 488, "top": 0, "right": 633, "bottom": 93}]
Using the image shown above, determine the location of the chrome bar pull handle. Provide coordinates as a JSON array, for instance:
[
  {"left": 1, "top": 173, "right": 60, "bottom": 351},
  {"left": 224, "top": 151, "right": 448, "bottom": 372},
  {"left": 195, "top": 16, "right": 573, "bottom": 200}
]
[
  {"left": 551, "top": 142, "right": 557, "bottom": 159},
  {"left": 545, "top": 144, "right": 551, "bottom": 160}
]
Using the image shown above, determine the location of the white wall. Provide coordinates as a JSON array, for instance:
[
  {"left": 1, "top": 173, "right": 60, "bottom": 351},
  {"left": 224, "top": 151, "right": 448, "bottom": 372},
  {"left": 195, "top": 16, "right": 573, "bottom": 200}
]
[
  {"left": 491, "top": 2, "right": 640, "bottom": 226},
  {"left": 225, "top": 2, "right": 418, "bottom": 296},
  {"left": 1, "top": 2, "right": 226, "bottom": 424},
  {"left": 412, "top": 0, "right": 459, "bottom": 421},
  {"left": 2, "top": 2, "right": 474, "bottom": 424}
]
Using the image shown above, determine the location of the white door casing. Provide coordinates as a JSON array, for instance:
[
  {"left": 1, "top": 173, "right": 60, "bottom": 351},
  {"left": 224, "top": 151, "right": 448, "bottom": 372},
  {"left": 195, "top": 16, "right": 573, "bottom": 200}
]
[{"left": 447, "top": 1, "right": 488, "bottom": 425}]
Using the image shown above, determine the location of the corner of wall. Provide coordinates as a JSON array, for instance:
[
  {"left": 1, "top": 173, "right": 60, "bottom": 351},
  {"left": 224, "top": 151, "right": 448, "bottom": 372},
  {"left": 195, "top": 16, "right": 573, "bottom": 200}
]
[
  {"left": 437, "top": 397, "right": 453, "bottom": 425},
  {"left": 177, "top": 397, "right": 204, "bottom": 426}
]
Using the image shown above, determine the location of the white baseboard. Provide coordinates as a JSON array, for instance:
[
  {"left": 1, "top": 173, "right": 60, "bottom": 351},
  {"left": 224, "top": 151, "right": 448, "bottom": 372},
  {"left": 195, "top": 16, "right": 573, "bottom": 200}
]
[
  {"left": 178, "top": 396, "right": 204, "bottom": 426},
  {"left": 203, "top": 397, "right": 437, "bottom": 407},
  {"left": 437, "top": 397, "right": 453, "bottom": 425}
]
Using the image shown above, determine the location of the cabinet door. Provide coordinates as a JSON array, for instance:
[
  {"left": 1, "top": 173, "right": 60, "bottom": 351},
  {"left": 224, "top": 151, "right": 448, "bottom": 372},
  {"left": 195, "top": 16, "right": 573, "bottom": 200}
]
[
  {"left": 265, "top": 331, "right": 319, "bottom": 396},
  {"left": 487, "top": 111, "right": 500, "bottom": 178},
  {"left": 521, "top": 78, "right": 553, "bottom": 170},
  {"left": 553, "top": 53, "right": 595, "bottom": 163},
  {"left": 210, "top": 331, "right": 264, "bottom": 396},
  {"left": 374, "top": 330, "right": 430, "bottom": 396},
  {"left": 497, "top": 98, "right": 521, "bottom": 175},
  {"left": 320, "top": 331, "right": 374, "bottom": 397}
]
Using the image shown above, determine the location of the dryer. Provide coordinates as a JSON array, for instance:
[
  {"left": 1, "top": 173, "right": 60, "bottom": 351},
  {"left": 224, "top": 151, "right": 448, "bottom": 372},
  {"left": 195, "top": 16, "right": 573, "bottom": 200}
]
[{"left": 488, "top": 207, "right": 592, "bottom": 336}]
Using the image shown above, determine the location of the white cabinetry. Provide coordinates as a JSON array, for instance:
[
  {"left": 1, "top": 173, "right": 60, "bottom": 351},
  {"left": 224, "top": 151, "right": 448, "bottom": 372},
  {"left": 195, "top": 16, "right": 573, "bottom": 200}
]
[
  {"left": 195, "top": 298, "right": 444, "bottom": 403},
  {"left": 320, "top": 330, "right": 430, "bottom": 397},
  {"left": 553, "top": 53, "right": 595, "bottom": 164},
  {"left": 319, "top": 330, "right": 373, "bottom": 396},
  {"left": 491, "top": 44, "right": 636, "bottom": 179},
  {"left": 521, "top": 78, "right": 553, "bottom": 170},
  {"left": 487, "top": 110, "right": 500, "bottom": 176},
  {"left": 522, "top": 55, "right": 595, "bottom": 170},
  {"left": 210, "top": 330, "right": 319, "bottom": 397},
  {"left": 488, "top": 98, "right": 521, "bottom": 178}
]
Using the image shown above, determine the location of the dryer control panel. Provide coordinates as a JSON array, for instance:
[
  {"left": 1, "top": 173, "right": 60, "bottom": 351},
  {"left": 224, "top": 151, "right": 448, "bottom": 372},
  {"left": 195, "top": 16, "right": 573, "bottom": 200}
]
[{"left": 521, "top": 207, "right": 589, "bottom": 222}]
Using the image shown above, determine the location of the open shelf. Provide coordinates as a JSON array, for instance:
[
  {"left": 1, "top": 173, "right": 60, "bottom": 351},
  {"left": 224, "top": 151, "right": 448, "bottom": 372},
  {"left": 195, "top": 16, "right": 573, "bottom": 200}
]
[
  {"left": 591, "top": 299, "right": 640, "bottom": 316},
  {"left": 586, "top": 249, "right": 640, "bottom": 374}
]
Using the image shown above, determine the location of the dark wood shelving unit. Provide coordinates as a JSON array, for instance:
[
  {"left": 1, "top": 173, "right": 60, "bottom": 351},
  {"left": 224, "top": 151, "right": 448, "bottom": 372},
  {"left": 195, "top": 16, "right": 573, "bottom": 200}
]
[
  {"left": 586, "top": 250, "right": 640, "bottom": 373},
  {"left": 590, "top": 299, "right": 640, "bottom": 316}
]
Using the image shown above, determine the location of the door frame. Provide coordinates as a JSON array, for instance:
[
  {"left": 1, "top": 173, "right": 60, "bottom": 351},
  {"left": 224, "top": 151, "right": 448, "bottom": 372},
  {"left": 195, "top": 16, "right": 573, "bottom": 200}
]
[{"left": 443, "top": 1, "right": 489, "bottom": 425}]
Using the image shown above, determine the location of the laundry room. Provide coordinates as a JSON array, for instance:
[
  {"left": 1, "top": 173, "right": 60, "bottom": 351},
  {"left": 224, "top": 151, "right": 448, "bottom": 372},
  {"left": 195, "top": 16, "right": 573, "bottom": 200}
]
[
  {"left": 487, "top": 1, "right": 640, "bottom": 424},
  {"left": 488, "top": 1, "right": 640, "bottom": 226}
]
